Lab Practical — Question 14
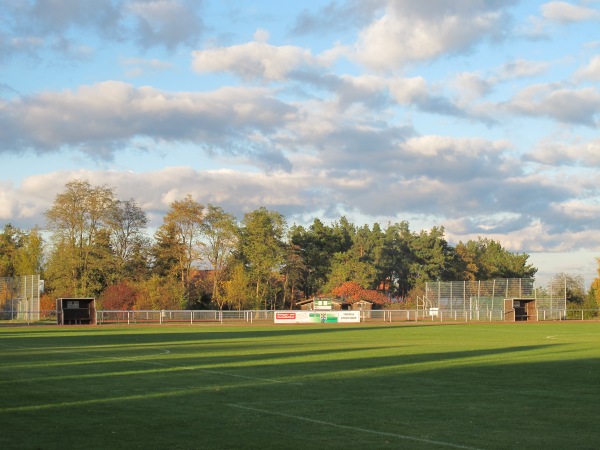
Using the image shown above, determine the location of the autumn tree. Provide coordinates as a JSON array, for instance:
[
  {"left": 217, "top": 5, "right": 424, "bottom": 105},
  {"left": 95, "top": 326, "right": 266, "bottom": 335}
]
[
  {"left": 14, "top": 226, "right": 44, "bottom": 276},
  {"left": 85, "top": 228, "right": 120, "bottom": 293},
  {"left": 45, "top": 180, "right": 115, "bottom": 297},
  {"left": 155, "top": 195, "right": 204, "bottom": 306},
  {"left": 0, "top": 224, "right": 43, "bottom": 278},
  {"left": 590, "top": 258, "right": 600, "bottom": 308},
  {"left": 221, "top": 262, "right": 251, "bottom": 310},
  {"left": 0, "top": 224, "right": 19, "bottom": 277},
  {"left": 151, "top": 221, "right": 182, "bottom": 279},
  {"left": 135, "top": 275, "right": 186, "bottom": 310},
  {"left": 281, "top": 243, "right": 306, "bottom": 309},
  {"left": 549, "top": 273, "right": 585, "bottom": 305},
  {"left": 107, "top": 198, "right": 149, "bottom": 279},
  {"left": 239, "top": 207, "right": 286, "bottom": 308},
  {"left": 330, "top": 280, "right": 364, "bottom": 300},
  {"left": 98, "top": 280, "right": 138, "bottom": 310},
  {"left": 200, "top": 204, "right": 238, "bottom": 305},
  {"left": 330, "top": 281, "right": 387, "bottom": 305},
  {"left": 39, "top": 294, "right": 55, "bottom": 318}
]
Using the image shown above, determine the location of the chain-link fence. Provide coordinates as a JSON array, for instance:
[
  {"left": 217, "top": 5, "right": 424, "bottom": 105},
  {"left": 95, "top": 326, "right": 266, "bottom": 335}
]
[
  {"left": 421, "top": 278, "right": 567, "bottom": 319},
  {"left": 0, "top": 275, "right": 41, "bottom": 321}
]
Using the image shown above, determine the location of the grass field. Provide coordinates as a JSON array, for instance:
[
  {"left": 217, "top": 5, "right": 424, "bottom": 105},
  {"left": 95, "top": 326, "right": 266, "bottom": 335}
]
[{"left": 1, "top": 322, "right": 599, "bottom": 449}]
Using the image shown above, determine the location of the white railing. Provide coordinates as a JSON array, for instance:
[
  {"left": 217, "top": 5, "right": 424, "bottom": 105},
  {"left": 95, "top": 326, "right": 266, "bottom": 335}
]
[
  {"left": 96, "top": 309, "right": 274, "bottom": 325},
  {"left": 2, "top": 309, "right": 600, "bottom": 325}
]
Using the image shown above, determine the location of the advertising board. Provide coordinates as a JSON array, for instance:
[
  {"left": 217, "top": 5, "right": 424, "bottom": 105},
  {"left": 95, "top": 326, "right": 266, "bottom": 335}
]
[{"left": 274, "top": 311, "right": 360, "bottom": 324}]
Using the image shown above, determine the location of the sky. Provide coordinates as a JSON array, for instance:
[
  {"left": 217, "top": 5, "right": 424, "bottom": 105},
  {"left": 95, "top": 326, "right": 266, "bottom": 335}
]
[{"left": 1, "top": 0, "right": 600, "bottom": 288}]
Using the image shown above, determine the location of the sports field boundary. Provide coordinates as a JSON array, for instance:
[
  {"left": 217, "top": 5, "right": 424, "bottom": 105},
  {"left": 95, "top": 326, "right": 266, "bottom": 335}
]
[{"left": 3, "top": 307, "right": 599, "bottom": 326}]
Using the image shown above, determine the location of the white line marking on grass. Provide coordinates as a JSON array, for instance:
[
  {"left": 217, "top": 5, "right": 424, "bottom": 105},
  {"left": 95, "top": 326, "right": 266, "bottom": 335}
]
[
  {"left": 0, "top": 343, "right": 172, "bottom": 364},
  {"left": 0, "top": 343, "right": 301, "bottom": 385},
  {"left": 229, "top": 404, "right": 484, "bottom": 450},
  {"left": 68, "top": 348, "right": 172, "bottom": 360},
  {"left": 118, "top": 348, "right": 171, "bottom": 358},
  {"left": 199, "top": 369, "right": 303, "bottom": 385},
  {"left": 546, "top": 334, "right": 600, "bottom": 342}
]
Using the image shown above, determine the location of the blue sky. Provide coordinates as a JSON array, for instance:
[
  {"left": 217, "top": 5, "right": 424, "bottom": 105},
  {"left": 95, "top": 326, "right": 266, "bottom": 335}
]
[{"left": 1, "top": 0, "right": 600, "bottom": 287}]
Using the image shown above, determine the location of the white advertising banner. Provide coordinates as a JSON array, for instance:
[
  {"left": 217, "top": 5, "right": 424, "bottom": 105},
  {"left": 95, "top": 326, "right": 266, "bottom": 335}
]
[{"left": 274, "top": 311, "right": 360, "bottom": 324}]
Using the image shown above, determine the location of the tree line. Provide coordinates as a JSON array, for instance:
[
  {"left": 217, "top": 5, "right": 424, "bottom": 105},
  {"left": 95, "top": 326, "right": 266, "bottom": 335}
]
[{"left": 1, "top": 179, "right": 598, "bottom": 310}]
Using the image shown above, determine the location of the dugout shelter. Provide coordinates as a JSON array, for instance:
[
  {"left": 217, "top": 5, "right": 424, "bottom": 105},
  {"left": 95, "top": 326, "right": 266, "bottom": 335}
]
[
  {"left": 504, "top": 298, "right": 537, "bottom": 321},
  {"left": 56, "top": 298, "right": 96, "bottom": 325}
]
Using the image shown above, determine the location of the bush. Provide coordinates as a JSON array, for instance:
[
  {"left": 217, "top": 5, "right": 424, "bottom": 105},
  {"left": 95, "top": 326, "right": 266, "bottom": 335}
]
[
  {"left": 330, "top": 281, "right": 387, "bottom": 305},
  {"left": 98, "top": 281, "right": 138, "bottom": 310}
]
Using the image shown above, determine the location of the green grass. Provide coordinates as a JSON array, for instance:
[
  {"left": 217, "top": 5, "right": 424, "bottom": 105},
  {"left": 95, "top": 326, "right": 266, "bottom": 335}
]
[{"left": 1, "top": 322, "right": 599, "bottom": 449}]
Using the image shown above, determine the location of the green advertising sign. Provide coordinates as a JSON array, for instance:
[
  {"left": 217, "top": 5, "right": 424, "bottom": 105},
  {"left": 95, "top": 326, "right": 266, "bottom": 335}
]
[{"left": 313, "top": 298, "right": 332, "bottom": 310}]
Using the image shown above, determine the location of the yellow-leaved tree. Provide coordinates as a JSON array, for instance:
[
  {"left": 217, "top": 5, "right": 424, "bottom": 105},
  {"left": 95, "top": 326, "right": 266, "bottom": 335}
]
[{"left": 590, "top": 258, "right": 600, "bottom": 307}]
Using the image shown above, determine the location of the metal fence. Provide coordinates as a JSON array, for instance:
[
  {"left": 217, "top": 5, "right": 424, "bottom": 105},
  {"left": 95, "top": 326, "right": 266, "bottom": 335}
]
[
  {"left": 0, "top": 275, "right": 41, "bottom": 321},
  {"left": 421, "top": 278, "right": 567, "bottom": 313},
  {"left": 0, "top": 309, "right": 56, "bottom": 324},
  {"left": 96, "top": 310, "right": 275, "bottom": 325},
  {"left": 3, "top": 308, "right": 600, "bottom": 325}
]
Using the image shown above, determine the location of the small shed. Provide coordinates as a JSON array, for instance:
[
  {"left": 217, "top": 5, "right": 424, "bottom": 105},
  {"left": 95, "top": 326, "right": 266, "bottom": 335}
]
[
  {"left": 349, "top": 300, "right": 372, "bottom": 311},
  {"left": 504, "top": 298, "right": 537, "bottom": 321},
  {"left": 296, "top": 297, "right": 342, "bottom": 311},
  {"left": 56, "top": 298, "right": 96, "bottom": 325},
  {"left": 348, "top": 300, "right": 373, "bottom": 318}
]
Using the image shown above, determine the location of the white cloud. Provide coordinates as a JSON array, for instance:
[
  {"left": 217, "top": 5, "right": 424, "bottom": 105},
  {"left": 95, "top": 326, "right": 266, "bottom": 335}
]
[
  {"left": 516, "top": 15, "right": 550, "bottom": 39},
  {"left": 541, "top": 1, "right": 600, "bottom": 23},
  {"left": 0, "top": 178, "right": 53, "bottom": 224},
  {"left": 497, "top": 58, "right": 550, "bottom": 79},
  {"left": 388, "top": 77, "right": 429, "bottom": 104},
  {"left": 253, "top": 28, "right": 270, "bottom": 43},
  {"left": 192, "top": 39, "right": 323, "bottom": 81},
  {"left": 0, "top": 81, "right": 296, "bottom": 169},
  {"left": 553, "top": 199, "right": 600, "bottom": 221},
  {"left": 353, "top": 0, "right": 511, "bottom": 70},
  {"left": 575, "top": 55, "right": 600, "bottom": 81},
  {"left": 290, "top": 0, "right": 385, "bottom": 36},
  {"left": 403, "top": 135, "right": 509, "bottom": 158},
  {"left": 450, "top": 58, "right": 550, "bottom": 102},
  {"left": 508, "top": 83, "right": 600, "bottom": 125},
  {"left": 1, "top": 0, "right": 205, "bottom": 62},
  {"left": 451, "top": 72, "right": 493, "bottom": 101},
  {"left": 127, "top": 0, "right": 205, "bottom": 49},
  {"left": 121, "top": 57, "right": 174, "bottom": 78},
  {"left": 528, "top": 137, "right": 600, "bottom": 166}
]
